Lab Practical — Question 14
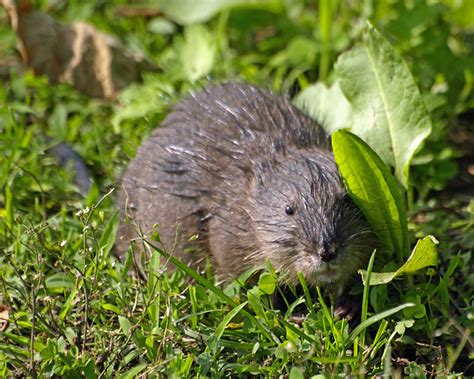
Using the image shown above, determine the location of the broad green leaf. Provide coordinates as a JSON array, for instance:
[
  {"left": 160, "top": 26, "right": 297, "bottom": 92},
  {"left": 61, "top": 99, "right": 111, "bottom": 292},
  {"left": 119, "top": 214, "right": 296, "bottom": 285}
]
[
  {"left": 64, "top": 327, "right": 77, "bottom": 347},
  {"left": 45, "top": 273, "right": 75, "bottom": 292},
  {"left": 118, "top": 316, "right": 132, "bottom": 335},
  {"left": 119, "top": 363, "right": 147, "bottom": 379},
  {"left": 101, "top": 303, "right": 122, "bottom": 314},
  {"left": 0, "top": 343, "right": 29, "bottom": 357},
  {"left": 177, "top": 24, "right": 216, "bottom": 81},
  {"left": 335, "top": 23, "right": 432, "bottom": 187},
  {"left": 360, "top": 236, "right": 439, "bottom": 285},
  {"left": 394, "top": 319, "right": 415, "bottom": 335},
  {"left": 294, "top": 81, "right": 352, "bottom": 134},
  {"left": 332, "top": 130, "right": 408, "bottom": 261},
  {"left": 269, "top": 36, "right": 318, "bottom": 68},
  {"left": 155, "top": 0, "right": 281, "bottom": 25},
  {"left": 111, "top": 78, "right": 174, "bottom": 131},
  {"left": 289, "top": 367, "right": 304, "bottom": 379},
  {"left": 2, "top": 332, "right": 29, "bottom": 346},
  {"left": 258, "top": 272, "right": 277, "bottom": 295},
  {"left": 396, "top": 236, "right": 438, "bottom": 274},
  {"left": 121, "top": 350, "right": 141, "bottom": 367},
  {"left": 403, "top": 301, "right": 426, "bottom": 319},
  {"left": 148, "top": 17, "right": 176, "bottom": 35},
  {"left": 39, "top": 340, "right": 55, "bottom": 360}
]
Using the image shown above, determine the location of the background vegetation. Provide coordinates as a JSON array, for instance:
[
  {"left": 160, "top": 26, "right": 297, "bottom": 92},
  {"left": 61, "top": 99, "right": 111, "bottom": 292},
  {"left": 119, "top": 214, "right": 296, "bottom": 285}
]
[{"left": 0, "top": 0, "right": 472, "bottom": 377}]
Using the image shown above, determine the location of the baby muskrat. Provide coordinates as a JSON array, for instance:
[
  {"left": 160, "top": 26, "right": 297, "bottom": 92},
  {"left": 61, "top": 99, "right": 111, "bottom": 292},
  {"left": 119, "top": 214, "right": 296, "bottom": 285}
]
[{"left": 117, "top": 83, "right": 376, "bottom": 317}]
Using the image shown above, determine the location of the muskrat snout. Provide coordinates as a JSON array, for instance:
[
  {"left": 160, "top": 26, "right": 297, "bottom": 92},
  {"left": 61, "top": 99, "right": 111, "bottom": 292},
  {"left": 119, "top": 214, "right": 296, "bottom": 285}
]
[{"left": 318, "top": 245, "right": 338, "bottom": 263}]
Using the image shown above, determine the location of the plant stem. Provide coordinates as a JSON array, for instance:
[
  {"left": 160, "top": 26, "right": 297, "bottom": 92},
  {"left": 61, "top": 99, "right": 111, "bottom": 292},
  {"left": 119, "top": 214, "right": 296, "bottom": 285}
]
[{"left": 319, "top": 0, "right": 337, "bottom": 81}]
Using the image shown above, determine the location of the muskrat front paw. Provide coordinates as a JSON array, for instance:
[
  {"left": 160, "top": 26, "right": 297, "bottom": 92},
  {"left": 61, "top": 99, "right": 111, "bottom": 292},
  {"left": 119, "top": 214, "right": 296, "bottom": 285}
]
[{"left": 334, "top": 295, "right": 361, "bottom": 322}]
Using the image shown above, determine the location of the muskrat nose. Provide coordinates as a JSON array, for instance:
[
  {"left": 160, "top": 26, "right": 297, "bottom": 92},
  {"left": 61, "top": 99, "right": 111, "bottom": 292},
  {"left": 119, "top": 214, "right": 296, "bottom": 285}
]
[
  {"left": 319, "top": 249, "right": 336, "bottom": 262},
  {"left": 318, "top": 242, "right": 337, "bottom": 262}
]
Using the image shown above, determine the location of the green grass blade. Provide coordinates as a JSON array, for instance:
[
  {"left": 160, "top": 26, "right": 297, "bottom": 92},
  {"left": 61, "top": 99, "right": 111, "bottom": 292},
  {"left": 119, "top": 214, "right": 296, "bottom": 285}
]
[
  {"left": 348, "top": 303, "right": 415, "bottom": 344},
  {"left": 360, "top": 250, "right": 376, "bottom": 350},
  {"left": 297, "top": 272, "right": 315, "bottom": 317},
  {"left": 98, "top": 210, "right": 118, "bottom": 257},
  {"left": 209, "top": 301, "right": 248, "bottom": 354}
]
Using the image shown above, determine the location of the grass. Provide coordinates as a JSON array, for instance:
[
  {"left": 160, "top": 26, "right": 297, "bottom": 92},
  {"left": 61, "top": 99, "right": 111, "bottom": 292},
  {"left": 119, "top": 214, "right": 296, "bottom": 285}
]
[{"left": 1, "top": 0, "right": 473, "bottom": 377}]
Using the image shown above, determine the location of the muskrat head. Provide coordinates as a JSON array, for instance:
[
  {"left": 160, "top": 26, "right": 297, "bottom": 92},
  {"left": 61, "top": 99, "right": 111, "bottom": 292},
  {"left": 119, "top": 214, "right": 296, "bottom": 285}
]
[{"left": 246, "top": 148, "right": 375, "bottom": 289}]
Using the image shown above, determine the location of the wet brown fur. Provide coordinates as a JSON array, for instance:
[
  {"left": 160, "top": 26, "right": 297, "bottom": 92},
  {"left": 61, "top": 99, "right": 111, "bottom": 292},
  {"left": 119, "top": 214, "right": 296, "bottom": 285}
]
[{"left": 117, "top": 83, "right": 376, "bottom": 298}]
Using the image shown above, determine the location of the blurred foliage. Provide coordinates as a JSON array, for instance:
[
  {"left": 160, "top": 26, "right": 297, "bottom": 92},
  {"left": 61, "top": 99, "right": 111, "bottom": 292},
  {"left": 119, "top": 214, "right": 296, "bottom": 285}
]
[{"left": 21, "top": 0, "right": 471, "bottom": 193}]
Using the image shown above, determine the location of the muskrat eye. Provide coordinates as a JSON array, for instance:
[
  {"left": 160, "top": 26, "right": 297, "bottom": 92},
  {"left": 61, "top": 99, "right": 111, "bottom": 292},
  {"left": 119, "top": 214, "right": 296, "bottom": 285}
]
[{"left": 285, "top": 205, "right": 295, "bottom": 216}]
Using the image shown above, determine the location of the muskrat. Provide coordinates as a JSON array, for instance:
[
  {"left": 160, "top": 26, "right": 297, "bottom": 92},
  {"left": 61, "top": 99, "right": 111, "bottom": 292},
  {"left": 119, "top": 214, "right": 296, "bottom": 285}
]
[{"left": 117, "top": 83, "right": 376, "bottom": 317}]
